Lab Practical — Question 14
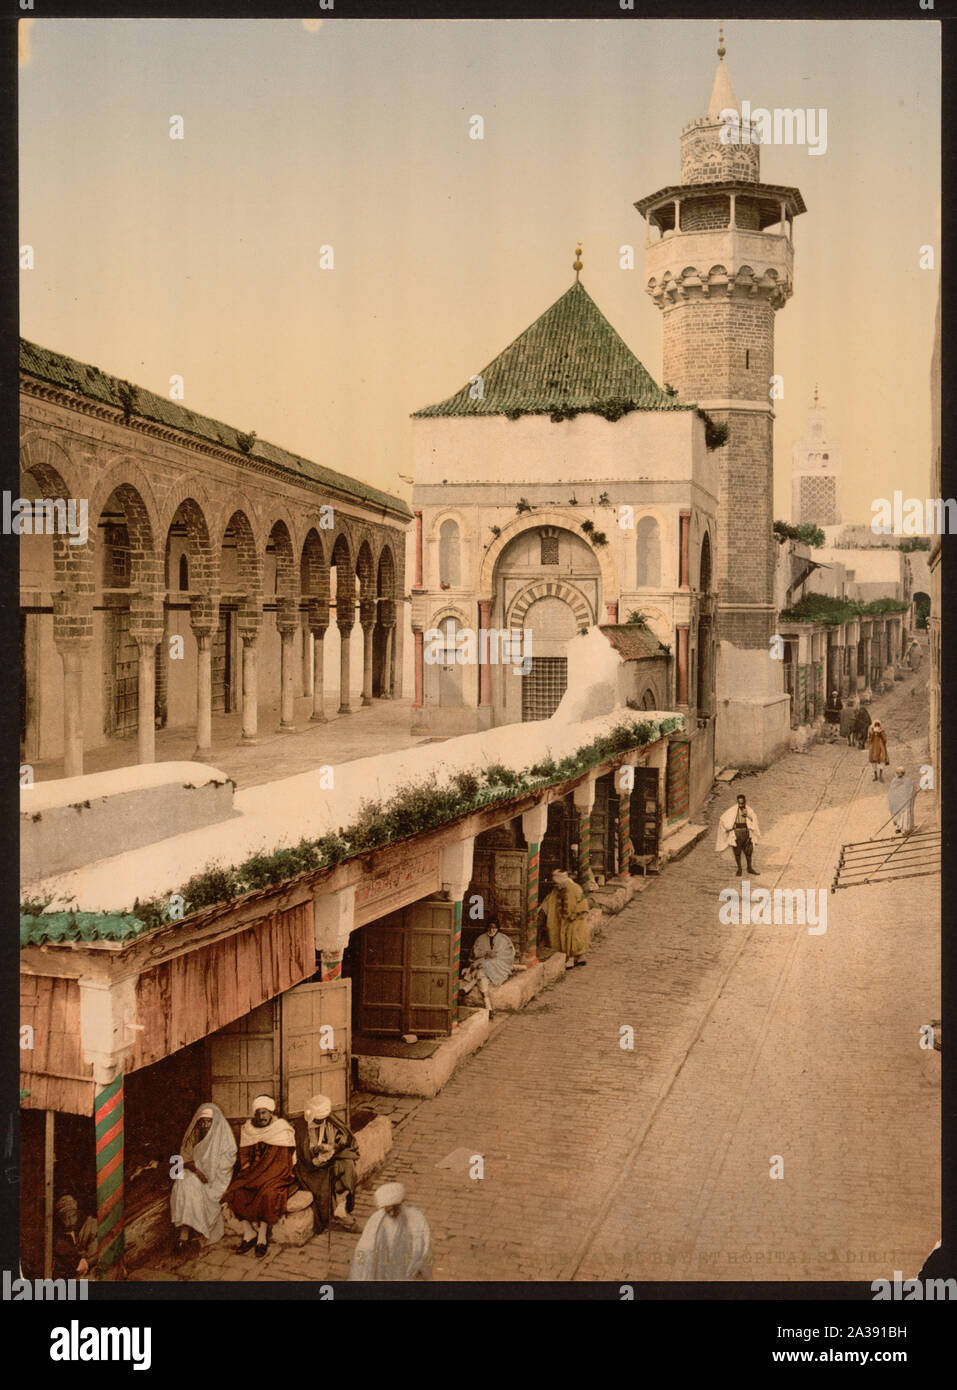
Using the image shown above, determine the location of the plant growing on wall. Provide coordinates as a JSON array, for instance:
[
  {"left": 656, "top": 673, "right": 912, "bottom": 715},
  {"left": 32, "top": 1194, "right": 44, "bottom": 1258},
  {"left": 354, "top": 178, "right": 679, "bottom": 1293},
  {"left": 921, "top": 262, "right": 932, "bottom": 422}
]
[
  {"left": 236, "top": 429, "right": 257, "bottom": 455},
  {"left": 591, "top": 530, "right": 608, "bottom": 547},
  {"left": 516, "top": 498, "right": 533, "bottom": 514},
  {"left": 580, "top": 518, "right": 595, "bottom": 534}
]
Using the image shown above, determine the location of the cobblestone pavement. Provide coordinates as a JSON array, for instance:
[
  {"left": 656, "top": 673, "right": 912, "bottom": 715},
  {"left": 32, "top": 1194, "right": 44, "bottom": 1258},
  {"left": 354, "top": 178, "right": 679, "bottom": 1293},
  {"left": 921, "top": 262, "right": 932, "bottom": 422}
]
[{"left": 147, "top": 667, "right": 939, "bottom": 1286}]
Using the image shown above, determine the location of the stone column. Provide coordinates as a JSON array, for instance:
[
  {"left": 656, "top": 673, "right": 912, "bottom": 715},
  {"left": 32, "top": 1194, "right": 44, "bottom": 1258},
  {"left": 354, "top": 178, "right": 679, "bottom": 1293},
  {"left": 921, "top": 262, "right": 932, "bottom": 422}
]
[
  {"left": 337, "top": 617, "right": 354, "bottom": 714},
  {"left": 676, "top": 625, "right": 690, "bottom": 705},
  {"left": 241, "top": 638, "right": 258, "bottom": 740},
  {"left": 57, "top": 641, "right": 88, "bottom": 779},
  {"left": 302, "top": 624, "right": 314, "bottom": 698},
  {"left": 522, "top": 803, "right": 549, "bottom": 968},
  {"left": 413, "top": 630, "right": 424, "bottom": 708},
  {"left": 78, "top": 975, "right": 136, "bottom": 1279},
  {"left": 309, "top": 605, "right": 329, "bottom": 722},
  {"left": 360, "top": 599, "right": 376, "bottom": 707},
  {"left": 382, "top": 626, "right": 394, "bottom": 698},
  {"left": 194, "top": 633, "right": 213, "bottom": 757},
  {"left": 378, "top": 598, "right": 396, "bottom": 700},
  {"left": 414, "top": 510, "right": 423, "bottom": 587},
  {"left": 133, "top": 637, "right": 156, "bottom": 765},
  {"left": 237, "top": 602, "right": 262, "bottom": 742},
  {"left": 605, "top": 601, "right": 618, "bottom": 624},
  {"left": 279, "top": 631, "right": 297, "bottom": 728},
  {"left": 478, "top": 599, "right": 492, "bottom": 707},
  {"left": 679, "top": 512, "right": 691, "bottom": 588}
]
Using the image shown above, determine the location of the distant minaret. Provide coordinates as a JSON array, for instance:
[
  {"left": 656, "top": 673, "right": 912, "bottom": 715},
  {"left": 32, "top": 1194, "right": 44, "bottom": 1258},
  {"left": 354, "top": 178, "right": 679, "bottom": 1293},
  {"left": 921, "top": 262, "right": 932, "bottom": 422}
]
[
  {"left": 791, "top": 386, "right": 842, "bottom": 526},
  {"left": 634, "top": 27, "right": 807, "bottom": 766}
]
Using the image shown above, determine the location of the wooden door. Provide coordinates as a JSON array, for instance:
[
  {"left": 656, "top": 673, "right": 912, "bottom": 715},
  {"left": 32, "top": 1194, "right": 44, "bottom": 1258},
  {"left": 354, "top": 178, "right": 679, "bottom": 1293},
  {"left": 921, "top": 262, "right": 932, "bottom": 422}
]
[
  {"left": 281, "top": 979, "right": 351, "bottom": 1123},
  {"left": 590, "top": 776, "right": 620, "bottom": 879},
  {"left": 109, "top": 607, "right": 139, "bottom": 736},
  {"left": 358, "top": 899, "right": 458, "bottom": 1038},
  {"left": 463, "top": 849, "right": 527, "bottom": 962},
  {"left": 212, "top": 609, "right": 231, "bottom": 713},
  {"left": 539, "top": 797, "right": 579, "bottom": 887},
  {"left": 206, "top": 999, "right": 280, "bottom": 1126},
  {"left": 633, "top": 766, "right": 661, "bottom": 857}
]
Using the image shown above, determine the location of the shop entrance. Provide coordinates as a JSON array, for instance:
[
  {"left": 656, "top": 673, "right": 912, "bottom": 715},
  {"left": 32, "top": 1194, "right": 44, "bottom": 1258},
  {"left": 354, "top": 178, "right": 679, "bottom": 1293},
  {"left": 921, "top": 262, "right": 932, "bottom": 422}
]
[
  {"left": 354, "top": 898, "right": 459, "bottom": 1039},
  {"left": 205, "top": 978, "right": 352, "bottom": 1126}
]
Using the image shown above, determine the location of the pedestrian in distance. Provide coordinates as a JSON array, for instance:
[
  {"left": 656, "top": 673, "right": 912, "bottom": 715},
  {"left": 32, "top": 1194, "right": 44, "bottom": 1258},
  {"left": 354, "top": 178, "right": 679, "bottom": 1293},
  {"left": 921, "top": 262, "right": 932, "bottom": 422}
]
[
  {"left": 824, "top": 689, "right": 843, "bottom": 740},
  {"left": 715, "top": 792, "right": 760, "bottom": 877},
  {"left": 853, "top": 703, "right": 871, "bottom": 750},
  {"left": 888, "top": 766, "right": 916, "bottom": 834},
  {"left": 840, "top": 696, "right": 857, "bottom": 746},
  {"left": 867, "top": 720, "right": 889, "bottom": 780}
]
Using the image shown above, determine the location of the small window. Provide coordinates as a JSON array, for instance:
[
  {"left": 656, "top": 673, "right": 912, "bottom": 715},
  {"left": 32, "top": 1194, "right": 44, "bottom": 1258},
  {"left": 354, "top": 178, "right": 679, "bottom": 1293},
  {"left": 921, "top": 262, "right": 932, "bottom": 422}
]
[
  {"left": 541, "top": 533, "right": 559, "bottom": 565},
  {"left": 179, "top": 553, "right": 189, "bottom": 591},
  {"left": 745, "top": 349, "right": 750, "bottom": 370}
]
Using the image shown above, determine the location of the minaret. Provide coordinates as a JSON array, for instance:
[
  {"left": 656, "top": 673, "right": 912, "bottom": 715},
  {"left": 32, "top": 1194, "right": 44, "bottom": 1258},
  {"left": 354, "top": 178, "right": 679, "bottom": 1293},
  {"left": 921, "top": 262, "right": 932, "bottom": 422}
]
[
  {"left": 791, "top": 386, "right": 842, "bottom": 526},
  {"left": 635, "top": 28, "right": 807, "bottom": 765}
]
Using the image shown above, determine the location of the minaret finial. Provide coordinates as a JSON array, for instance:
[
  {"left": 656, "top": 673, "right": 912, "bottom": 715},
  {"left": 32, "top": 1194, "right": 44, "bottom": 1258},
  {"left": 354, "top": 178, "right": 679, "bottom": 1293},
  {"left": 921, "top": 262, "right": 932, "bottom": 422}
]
[
  {"left": 573, "top": 242, "right": 583, "bottom": 282},
  {"left": 717, "top": 24, "right": 726, "bottom": 61},
  {"left": 813, "top": 382, "right": 819, "bottom": 406}
]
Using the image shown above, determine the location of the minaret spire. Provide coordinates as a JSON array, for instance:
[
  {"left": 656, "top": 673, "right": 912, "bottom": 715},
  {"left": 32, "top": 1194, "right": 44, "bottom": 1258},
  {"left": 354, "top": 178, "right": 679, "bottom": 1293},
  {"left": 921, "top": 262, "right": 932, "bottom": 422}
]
[{"left": 708, "top": 24, "right": 737, "bottom": 117}]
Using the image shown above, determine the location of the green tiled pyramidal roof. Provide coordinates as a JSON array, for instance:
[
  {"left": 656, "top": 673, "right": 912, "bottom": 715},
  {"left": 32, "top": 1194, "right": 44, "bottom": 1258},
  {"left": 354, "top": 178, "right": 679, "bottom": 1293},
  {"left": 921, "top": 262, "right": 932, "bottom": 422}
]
[
  {"left": 412, "top": 280, "right": 692, "bottom": 419},
  {"left": 20, "top": 339, "right": 411, "bottom": 519}
]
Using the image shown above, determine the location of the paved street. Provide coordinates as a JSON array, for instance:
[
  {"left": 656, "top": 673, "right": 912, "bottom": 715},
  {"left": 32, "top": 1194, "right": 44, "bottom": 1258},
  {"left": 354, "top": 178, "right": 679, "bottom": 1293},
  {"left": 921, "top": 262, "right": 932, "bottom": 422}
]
[{"left": 150, "top": 666, "right": 939, "bottom": 1286}]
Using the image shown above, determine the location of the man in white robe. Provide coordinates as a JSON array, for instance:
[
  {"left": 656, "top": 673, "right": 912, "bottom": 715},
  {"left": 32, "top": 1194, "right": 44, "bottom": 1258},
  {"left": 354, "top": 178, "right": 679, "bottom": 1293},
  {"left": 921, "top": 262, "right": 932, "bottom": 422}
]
[
  {"left": 459, "top": 919, "right": 516, "bottom": 1013},
  {"left": 888, "top": 767, "right": 916, "bottom": 834},
  {"left": 170, "top": 1103, "right": 237, "bottom": 1250},
  {"left": 349, "top": 1182, "right": 433, "bottom": 1281},
  {"left": 715, "top": 794, "right": 760, "bottom": 876}
]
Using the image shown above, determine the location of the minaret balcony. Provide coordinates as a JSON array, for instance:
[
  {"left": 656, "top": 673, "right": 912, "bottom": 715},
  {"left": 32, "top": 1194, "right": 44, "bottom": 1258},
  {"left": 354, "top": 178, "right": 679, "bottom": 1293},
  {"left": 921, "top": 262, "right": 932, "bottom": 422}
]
[{"left": 645, "top": 226, "right": 795, "bottom": 309}]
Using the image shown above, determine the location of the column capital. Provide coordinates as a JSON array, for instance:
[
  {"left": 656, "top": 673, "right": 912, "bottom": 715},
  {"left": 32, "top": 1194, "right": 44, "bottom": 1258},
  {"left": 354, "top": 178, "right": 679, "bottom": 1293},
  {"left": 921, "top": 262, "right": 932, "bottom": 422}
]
[{"left": 313, "top": 885, "right": 356, "bottom": 954}]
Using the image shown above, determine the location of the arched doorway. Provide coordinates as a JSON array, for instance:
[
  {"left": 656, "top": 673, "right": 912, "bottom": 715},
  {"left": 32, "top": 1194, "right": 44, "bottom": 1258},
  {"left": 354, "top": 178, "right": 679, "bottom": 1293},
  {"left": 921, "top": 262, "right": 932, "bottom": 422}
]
[{"left": 492, "top": 525, "right": 600, "bottom": 724}]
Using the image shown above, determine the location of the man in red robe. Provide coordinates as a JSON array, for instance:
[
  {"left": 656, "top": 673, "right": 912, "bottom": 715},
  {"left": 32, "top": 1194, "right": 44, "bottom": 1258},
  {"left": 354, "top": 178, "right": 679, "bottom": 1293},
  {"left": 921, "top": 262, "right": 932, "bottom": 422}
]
[{"left": 224, "top": 1095, "right": 298, "bottom": 1258}]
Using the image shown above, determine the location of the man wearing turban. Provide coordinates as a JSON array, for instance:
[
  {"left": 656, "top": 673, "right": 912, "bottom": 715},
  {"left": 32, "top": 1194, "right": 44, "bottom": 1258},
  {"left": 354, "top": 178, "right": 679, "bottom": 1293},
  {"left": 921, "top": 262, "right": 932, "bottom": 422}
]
[
  {"left": 223, "top": 1096, "right": 298, "bottom": 1258},
  {"left": 291, "top": 1095, "right": 359, "bottom": 1234},
  {"left": 170, "top": 1102, "right": 237, "bottom": 1251},
  {"left": 52, "top": 1194, "right": 98, "bottom": 1281},
  {"left": 537, "top": 869, "right": 590, "bottom": 969},
  {"left": 349, "top": 1183, "right": 433, "bottom": 1281}
]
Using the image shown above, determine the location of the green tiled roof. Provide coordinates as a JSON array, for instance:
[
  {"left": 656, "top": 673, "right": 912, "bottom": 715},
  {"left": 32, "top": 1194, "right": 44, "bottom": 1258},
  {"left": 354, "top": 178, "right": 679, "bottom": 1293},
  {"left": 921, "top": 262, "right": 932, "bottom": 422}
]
[
  {"left": 20, "top": 911, "right": 148, "bottom": 947},
  {"left": 19, "top": 339, "right": 412, "bottom": 519},
  {"left": 412, "top": 280, "right": 691, "bottom": 419}
]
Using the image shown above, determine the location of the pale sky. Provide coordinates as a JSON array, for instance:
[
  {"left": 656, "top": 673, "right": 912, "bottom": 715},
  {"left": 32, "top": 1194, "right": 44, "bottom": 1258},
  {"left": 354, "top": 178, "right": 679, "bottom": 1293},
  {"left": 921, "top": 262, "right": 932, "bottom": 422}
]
[{"left": 19, "top": 17, "right": 940, "bottom": 523}]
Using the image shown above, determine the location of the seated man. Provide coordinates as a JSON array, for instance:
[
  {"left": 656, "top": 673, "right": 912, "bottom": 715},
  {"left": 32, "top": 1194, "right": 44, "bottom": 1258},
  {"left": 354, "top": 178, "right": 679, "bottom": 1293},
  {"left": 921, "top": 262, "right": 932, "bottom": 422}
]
[
  {"left": 459, "top": 918, "right": 516, "bottom": 1013},
  {"left": 52, "top": 1195, "right": 98, "bottom": 1281},
  {"left": 349, "top": 1182, "right": 433, "bottom": 1281},
  {"left": 291, "top": 1095, "right": 359, "bottom": 1234},
  {"left": 170, "top": 1102, "right": 237, "bottom": 1252},
  {"left": 223, "top": 1095, "right": 298, "bottom": 1258}
]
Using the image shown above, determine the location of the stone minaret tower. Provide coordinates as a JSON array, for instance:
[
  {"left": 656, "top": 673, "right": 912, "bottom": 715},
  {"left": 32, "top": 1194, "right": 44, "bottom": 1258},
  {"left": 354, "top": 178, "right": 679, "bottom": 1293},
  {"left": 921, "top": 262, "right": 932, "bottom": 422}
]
[
  {"left": 791, "top": 386, "right": 842, "bottom": 527},
  {"left": 635, "top": 30, "right": 806, "bottom": 765}
]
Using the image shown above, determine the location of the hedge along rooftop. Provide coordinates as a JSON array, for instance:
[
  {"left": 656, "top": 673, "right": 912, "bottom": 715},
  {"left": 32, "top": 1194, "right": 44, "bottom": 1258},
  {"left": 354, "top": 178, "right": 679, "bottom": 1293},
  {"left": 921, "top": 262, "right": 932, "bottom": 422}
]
[
  {"left": 20, "top": 339, "right": 411, "bottom": 520},
  {"left": 25, "top": 706, "right": 683, "bottom": 928},
  {"left": 411, "top": 280, "right": 694, "bottom": 419}
]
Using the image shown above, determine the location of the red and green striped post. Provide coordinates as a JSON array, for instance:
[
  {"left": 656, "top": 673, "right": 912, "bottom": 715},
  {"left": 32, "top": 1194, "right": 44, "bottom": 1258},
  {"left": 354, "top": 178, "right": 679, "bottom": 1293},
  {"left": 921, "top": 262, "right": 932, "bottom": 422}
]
[
  {"left": 525, "top": 841, "right": 540, "bottom": 967},
  {"left": 618, "top": 772, "right": 633, "bottom": 873},
  {"left": 94, "top": 1072, "right": 125, "bottom": 1273},
  {"left": 320, "top": 950, "right": 342, "bottom": 982},
  {"left": 451, "top": 899, "right": 463, "bottom": 1029}
]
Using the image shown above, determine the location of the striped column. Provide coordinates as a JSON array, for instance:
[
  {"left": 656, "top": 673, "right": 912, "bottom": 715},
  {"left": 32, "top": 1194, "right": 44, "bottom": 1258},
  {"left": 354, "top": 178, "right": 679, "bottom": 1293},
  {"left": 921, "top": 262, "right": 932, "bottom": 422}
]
[
  {"left": 451, "top": 899, "right": 463, "bottom": 1030},
  {"left": 525, "top": 841, "right": 540, "bottom": 967},
  {"left": 579, "top": 808, "right": 593, "bottom": 893},
  {"left": 94, "top": 1073, "right": 125, "bottom": 1274},
  {"left": 618, "top": 776, "right": 633, "bottom": 871},
  {"left": 320, "top": 950, "right": 342, "bottom": 982}
]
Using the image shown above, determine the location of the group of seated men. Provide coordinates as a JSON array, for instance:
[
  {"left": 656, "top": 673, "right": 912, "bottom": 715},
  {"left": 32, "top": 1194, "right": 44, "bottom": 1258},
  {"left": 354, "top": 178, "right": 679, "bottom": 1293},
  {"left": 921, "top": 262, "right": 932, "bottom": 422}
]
[{"left": 171, "top": 1093, "right": 358, "bottom": 1259}]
